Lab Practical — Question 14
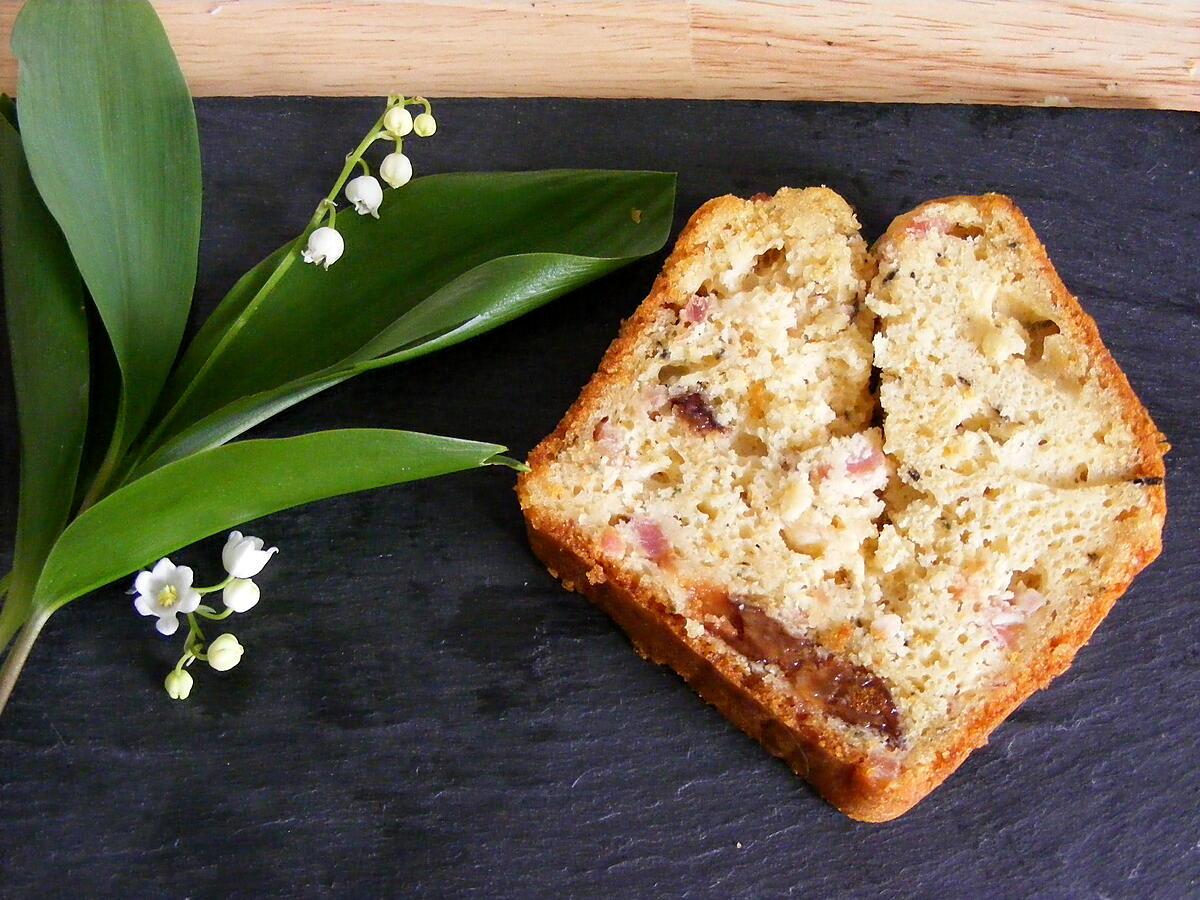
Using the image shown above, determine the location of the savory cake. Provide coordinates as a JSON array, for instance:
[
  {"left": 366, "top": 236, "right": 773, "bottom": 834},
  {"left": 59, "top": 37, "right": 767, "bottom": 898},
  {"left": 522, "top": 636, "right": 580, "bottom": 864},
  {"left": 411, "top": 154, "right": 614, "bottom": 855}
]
[{"left": 517, "top": 189, "right": 1166, "bottom": 821}]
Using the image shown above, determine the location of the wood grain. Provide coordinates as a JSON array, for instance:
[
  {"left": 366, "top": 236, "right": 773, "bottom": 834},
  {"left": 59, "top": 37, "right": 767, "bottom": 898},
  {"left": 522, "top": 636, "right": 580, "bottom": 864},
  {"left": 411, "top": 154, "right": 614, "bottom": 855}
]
[{"left": 0, "top": 1, "right": 1197, "bottom": 109}]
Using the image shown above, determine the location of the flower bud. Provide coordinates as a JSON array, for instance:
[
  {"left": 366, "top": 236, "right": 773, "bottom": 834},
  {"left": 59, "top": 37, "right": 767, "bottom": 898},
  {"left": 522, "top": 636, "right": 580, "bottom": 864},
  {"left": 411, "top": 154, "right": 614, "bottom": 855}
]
[
  {"left": 383, "top": 106, "right": 413, "bottom": 137},
  {"left": 301, "top": 227, "right": 344, "bottom": 270},
  {"left": 164, "top": 669, "right": 193, "bottom": 700},
  {"left": 345, "top": 175, "right": 383, "bottom": 218},
  {"left": 412, "top": 112, "right": 437, "bottom": 137},
  {"left": 222, "top": 578, "right": 261, "bottom": 614},
  {"left": 380, "top": 152, "right": 413, "bottom": 189},
  {"left": 207, "top": 633, "right": 245, "bottom": 672},
  {"left": 222, "top": 531, "right": 279, "bottom": 578}
]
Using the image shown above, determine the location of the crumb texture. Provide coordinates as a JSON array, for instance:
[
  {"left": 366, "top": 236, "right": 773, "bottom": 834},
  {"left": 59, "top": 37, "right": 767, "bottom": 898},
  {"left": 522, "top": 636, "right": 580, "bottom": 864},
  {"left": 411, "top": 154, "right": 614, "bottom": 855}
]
[{"left": 519, "top": 189, "right": 1165, "bottom": 811}]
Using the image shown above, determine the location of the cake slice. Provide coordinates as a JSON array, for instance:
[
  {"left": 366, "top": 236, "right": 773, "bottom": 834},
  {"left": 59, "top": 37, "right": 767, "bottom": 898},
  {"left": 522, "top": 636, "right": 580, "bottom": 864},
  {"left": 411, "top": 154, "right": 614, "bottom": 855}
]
[
  {"left": 861, "top": 195, "right": 1166, "bottom": 817},
  {"left": 517, "top": 189, "right": 1166, "bottom": 821}
]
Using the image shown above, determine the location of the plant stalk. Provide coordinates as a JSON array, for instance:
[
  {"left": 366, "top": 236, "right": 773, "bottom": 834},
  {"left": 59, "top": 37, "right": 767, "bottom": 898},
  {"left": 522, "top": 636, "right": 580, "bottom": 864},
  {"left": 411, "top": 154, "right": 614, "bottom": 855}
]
[
  {"left": 126, "top": 105, "right": 397, "bottom": 472},
  {"left": 0, "top": 610, "right": 49, "bottom": 716}
]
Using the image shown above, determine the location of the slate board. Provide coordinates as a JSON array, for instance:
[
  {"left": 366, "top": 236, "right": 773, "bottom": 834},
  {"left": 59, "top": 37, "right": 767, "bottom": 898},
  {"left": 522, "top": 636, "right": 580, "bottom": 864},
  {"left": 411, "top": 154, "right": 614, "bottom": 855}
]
[{"left": 0, "top": 99, "right": 1197, "bottom": 898}]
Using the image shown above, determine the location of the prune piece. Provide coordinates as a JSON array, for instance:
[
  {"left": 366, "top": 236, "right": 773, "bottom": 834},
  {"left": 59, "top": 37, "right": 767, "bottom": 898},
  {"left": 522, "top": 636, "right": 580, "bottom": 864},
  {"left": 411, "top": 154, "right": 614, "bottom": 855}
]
[
  {"left": 690, "top": 588, "right": 902, "bottom": 746},
  {"left": 670, "top": 390, "right": 726, "bottom": 433}
]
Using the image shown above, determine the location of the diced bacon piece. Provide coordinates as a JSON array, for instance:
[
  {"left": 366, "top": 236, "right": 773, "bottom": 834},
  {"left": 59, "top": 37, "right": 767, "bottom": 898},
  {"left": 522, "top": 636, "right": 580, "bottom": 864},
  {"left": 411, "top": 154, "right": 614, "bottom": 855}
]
[
  {"left": 1011, "top": 587, "right": 1046, "bottom": 615},
  {"left": 988, "top": 587, "right": 1045, "bottom": 648},
  {"left": 600, "top": 526, "right": 626, "bottom": 558},
  {"left": 680, "top": 293, "right": 711, "bottom": 324},
  {"left": 905, "top": 215, "right": 949, "bottom": 238},
  {"left": 993, "top": 624, "right": 1023, "bottom": 648},
  {"left": 592, "top": 417, "right": 622, "bottom": 456},
  {"left": 846, "top": 446, "right": 886, "bottom": 476},
  {"left": 629, "top": 517, "right": 672, "bottom": 564},
  {"left": 641, "top": 383, "right": 669, "bottom": 419},
  {"left": 858, "top": 751, "right": 902, "bottom": 788},
  {"left": 811, "top": 433, "right": 889, "bottom": 497}
]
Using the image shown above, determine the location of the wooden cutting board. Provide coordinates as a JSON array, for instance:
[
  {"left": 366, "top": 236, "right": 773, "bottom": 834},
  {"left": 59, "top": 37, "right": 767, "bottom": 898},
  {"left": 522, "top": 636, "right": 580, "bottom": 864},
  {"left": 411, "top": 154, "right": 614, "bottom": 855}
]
[{"left": 0, "top": 0, "right": 1197, "bottom": 110}]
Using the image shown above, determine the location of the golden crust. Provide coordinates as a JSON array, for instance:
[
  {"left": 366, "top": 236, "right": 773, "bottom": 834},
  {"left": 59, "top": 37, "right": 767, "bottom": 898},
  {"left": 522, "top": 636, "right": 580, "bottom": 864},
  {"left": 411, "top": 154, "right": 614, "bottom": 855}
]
[{"left": 518, "top": 191, "right": 1166, "bottom": 822}]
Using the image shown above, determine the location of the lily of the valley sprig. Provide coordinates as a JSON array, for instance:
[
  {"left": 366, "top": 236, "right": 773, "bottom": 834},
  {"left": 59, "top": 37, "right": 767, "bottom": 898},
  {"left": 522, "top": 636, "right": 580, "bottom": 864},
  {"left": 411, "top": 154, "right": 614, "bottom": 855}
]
[
  {"left": 301, "top": 96, "right": 437, "bottom": 270},
  {"left": 133, "top": 531, "right": 276, "bottom": 700},
  {"left": 0, "top": 0, "right": 674, "bottom": 718}
]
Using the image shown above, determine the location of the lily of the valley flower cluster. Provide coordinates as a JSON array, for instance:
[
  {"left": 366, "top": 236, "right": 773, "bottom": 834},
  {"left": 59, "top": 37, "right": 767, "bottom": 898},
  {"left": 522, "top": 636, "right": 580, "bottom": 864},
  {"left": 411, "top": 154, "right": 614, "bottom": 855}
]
[
  {"left": 301, "top": 95, "right": 438, "bottom": 270},
  {"left": 129, "top": 95, "right": 434, "bottom": 703},
  {"left": 133, "top": 531, "right": 278, "bottom": 700}
]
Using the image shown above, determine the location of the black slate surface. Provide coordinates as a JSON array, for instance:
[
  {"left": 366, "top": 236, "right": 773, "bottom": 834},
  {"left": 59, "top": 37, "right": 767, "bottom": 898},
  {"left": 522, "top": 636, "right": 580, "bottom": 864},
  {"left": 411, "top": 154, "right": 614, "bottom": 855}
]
[{"left": 0, "top": 99, "right": 1197, "bottom": 898}]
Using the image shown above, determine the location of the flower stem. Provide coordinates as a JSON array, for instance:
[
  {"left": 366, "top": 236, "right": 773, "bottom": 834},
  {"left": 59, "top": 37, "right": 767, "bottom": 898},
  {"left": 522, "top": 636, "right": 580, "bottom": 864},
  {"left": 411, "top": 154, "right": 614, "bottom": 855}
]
[
  {"left": 120, "top": 104, "right": 396, "bottom": 477},
  {"left": 0, "top": 610, "right": 49, "bottom": 716},
  {"left": 317, "top": 198, "right": 337, "bottom": 230},
  {"left": 186, "top": 612, "right": 205, "bottom": 643},
  {"left": 195, "top": 605, "right": 234, "bottom": 621},
  {"left": 195, "top": 576, "right": 233, "bottom": 595},
  {"left": 122, "top": 248, "right": 303, "bottom": 474}
]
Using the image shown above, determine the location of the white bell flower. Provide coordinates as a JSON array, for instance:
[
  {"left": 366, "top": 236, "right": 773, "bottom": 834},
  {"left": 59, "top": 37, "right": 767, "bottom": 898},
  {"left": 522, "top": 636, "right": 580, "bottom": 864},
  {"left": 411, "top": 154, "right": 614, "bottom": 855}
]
[
  {"left": 207, "top": 633, "right": 245, "bottom": 672},
  {"left": 164, "top": 669, "right": 194, "bottom": 700},
  {"left": 222, "top": 578, "right": 261, "bottom": 613},
  {"left": 133, "top": 558, "right": 202, "bottom": 636},
  {"left": 384, "top": 106, "right": 413, "bottom": 138},
  {"left": 413, "top": 112, "right": 437, "bottom": 137},
  {"left": 301, "top": 226, "right": 344, "bottom": 269},
  {"left": 222, "top": 531, "right": 278, "bottom": 578},
  {"left": 380, "top": 152, "right": 413, "bottom": 189},
  {"left": 345, "top": 175, "right": 383, "bottom": 218}
]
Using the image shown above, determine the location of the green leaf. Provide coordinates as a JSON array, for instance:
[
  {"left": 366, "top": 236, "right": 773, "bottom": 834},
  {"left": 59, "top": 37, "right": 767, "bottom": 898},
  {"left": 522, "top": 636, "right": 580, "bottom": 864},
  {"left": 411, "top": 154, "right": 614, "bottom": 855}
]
[
  {"left": 11, "top": 0, "right": 202, "bottom": 470},
  {"left": 147, "top": 170, "right": 674, "bottom": 458},
  {"left": 136, "top": 250, "right": 634, "bottom": 474},
  {"left": 34, "top": 429, "right": 512, "bottom": 614},
  {"left": 164, "top": 245, "right": 290, "bottom": 396},
  {"left": 0, "top": 105, "right": 89, "bottom": 650}
]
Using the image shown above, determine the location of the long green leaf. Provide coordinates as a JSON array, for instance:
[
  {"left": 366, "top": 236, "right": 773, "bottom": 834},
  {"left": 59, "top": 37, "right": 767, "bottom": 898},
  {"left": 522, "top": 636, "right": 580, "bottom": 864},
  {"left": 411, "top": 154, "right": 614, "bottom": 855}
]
[
  {"left": 0, "top": 103, "right": 89, "bottom": 650},
  {"left": 34, "top": 430, "right": 513, "bottom": 614},
  {"left": 165, "top": 245, "right": 290, "bottom": 395},
  {"left": 150, "top": 170, "right": 674, "bottom": 448},
  {"left": 135, "top": 249, "right": 633, "bottom": 474},
  {"left": 12, "top": 0, "right": 202, "bottom": 470}
]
